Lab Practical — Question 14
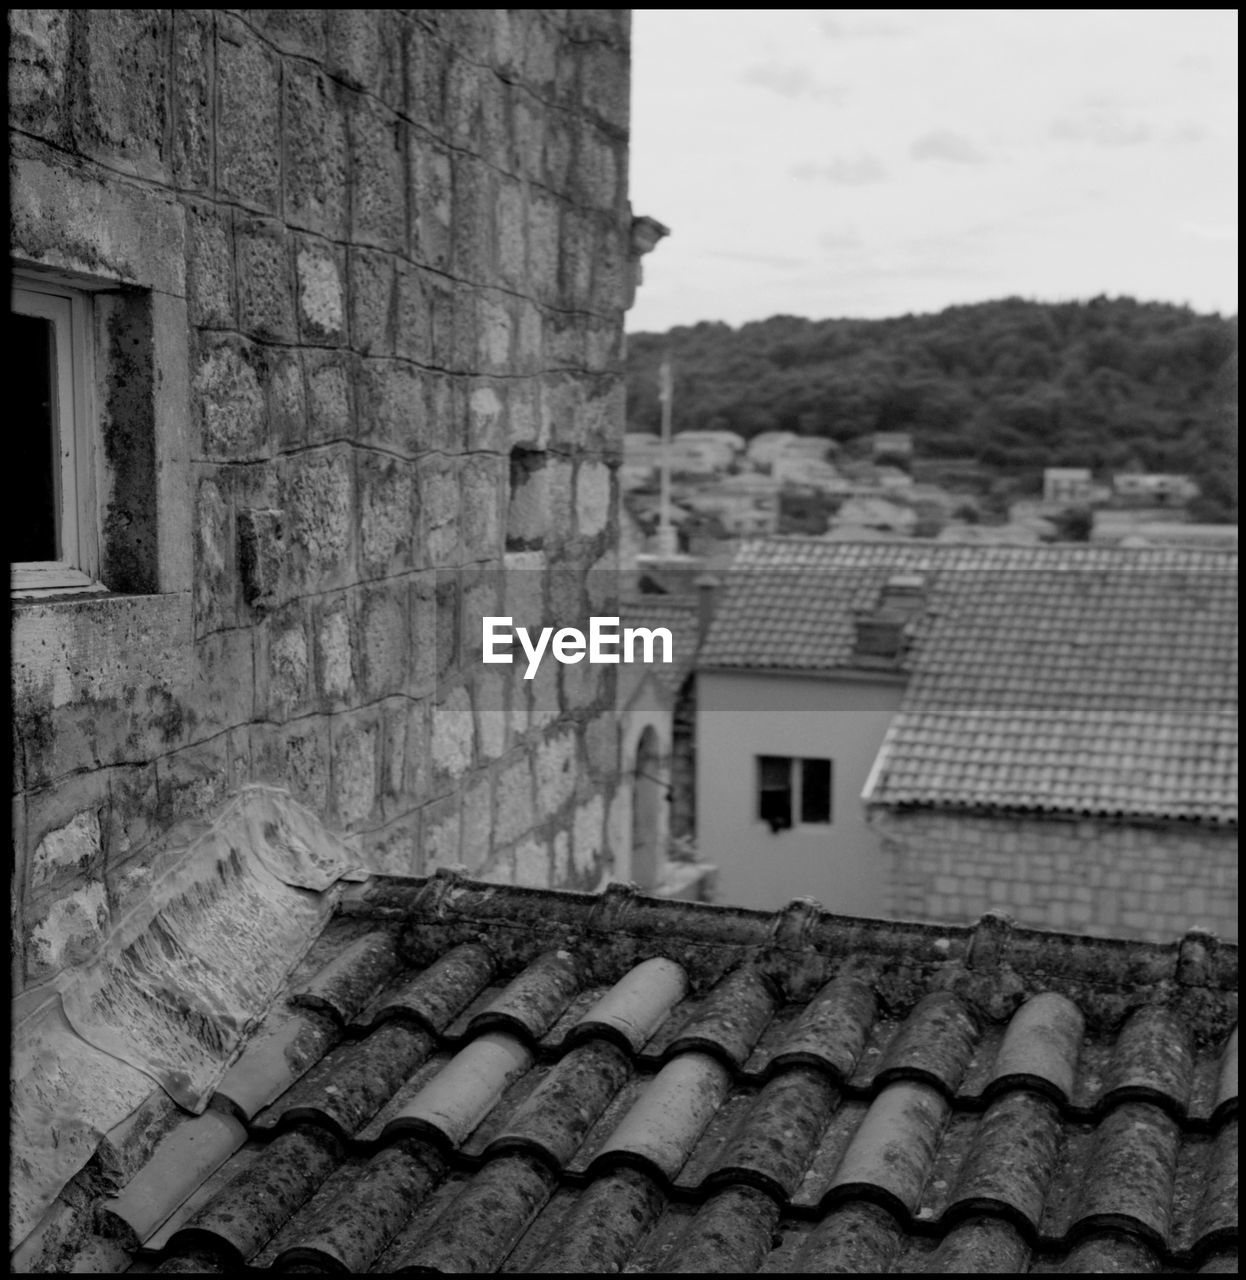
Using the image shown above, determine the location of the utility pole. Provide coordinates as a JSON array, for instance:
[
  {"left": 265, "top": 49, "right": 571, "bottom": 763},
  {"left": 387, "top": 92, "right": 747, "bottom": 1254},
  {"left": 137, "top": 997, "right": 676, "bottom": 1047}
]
[{"left": 657, "top": 359, "right": 677, "bottom": 557}]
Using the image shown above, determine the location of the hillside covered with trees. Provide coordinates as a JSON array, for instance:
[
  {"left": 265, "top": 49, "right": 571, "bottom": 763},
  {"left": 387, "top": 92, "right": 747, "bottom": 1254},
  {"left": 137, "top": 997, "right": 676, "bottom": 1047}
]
[{"left": 626, "top": 297, "right": 1238, "bottom": 521}]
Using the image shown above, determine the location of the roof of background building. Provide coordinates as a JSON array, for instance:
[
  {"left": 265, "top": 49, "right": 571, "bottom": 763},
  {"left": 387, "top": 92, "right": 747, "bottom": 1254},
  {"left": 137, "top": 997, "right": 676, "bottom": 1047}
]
[
  {"left": 64, "top": 874, "right": 1236, "bottom": 1274},
  {"left": 699, "top": 540, "right": 1238, "bottom": 825}
]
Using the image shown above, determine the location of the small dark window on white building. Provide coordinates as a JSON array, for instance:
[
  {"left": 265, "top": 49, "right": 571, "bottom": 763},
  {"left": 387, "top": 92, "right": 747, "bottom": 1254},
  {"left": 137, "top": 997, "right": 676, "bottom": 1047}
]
[
  {"left": 11, "top": 274, "right": 99, "bottom": 593},
  {"left": 758, "top": 755, "right": 833, "bottom": 832}
]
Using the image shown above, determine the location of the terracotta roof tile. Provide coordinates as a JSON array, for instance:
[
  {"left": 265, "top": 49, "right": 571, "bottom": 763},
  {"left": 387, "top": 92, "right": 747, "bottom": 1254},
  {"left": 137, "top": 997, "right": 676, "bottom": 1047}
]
[
  {"left": 699, "top": 539, "right": 1238, "bottom": 823},
  {"left": 96, "top": 876, "right": 1239, "bottom": 1274}
]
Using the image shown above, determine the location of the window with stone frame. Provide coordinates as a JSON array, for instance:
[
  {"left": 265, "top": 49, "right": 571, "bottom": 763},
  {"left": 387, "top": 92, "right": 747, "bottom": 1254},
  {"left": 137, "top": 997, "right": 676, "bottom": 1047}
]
[{"left": 10, "top": 272, "right": 102, "bottom": 594}]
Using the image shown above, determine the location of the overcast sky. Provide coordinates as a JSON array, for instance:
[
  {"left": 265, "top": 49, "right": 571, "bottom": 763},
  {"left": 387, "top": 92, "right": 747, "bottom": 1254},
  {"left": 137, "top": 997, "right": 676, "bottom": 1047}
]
[{"left": 626, "top": 8, "right": 1238, "bottom": 333}]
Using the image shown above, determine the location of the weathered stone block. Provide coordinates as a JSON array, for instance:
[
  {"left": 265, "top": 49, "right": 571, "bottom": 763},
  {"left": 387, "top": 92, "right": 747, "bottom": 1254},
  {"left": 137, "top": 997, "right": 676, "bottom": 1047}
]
[
  {"left": 256, "top": 605, "right": 309, "bottom": 719},
  {"left": 514, "top": 837, "right": 550, "bottom": 889},
  {"left": 559, "top": 208, "right": 594, "bottom": 311},
  {"left": 284, "top": 63, "right": 349, "bottom": 239},
  {"left": 194, "top": 475, "right": 233, "bottom": 633},
  {"left": 511, "top": 93, "right": 546, "bottom": 186},
  {"left": 527, "top": 192, "right": 560, "bottom": 304},
  {"left": 330, "top": 712, "right": 379, "bottom": 830},
  {"left": 573, "top": 127, "right": 622, "bottom": 213},
  {"left": 393, "top": 262, "right": 433, "bottom": 366},
  {"left": 9, "top": 9, "right": 71, "bottom": 141},
  {"left": 30, "top": 808, "right": 102, "bottom": 895},
  {"left": 349, "top": 93, "right": 406, "bottom": 251},
  {"left": 404, "top": 24, "right": 448, "bottom": 133},
  {"left": 25, "top": 879, "right": 109, "bottom": 984},
  {"left": 247, "top": 9, "right": 326, "bottom": 59},
  {"left": 358, "top": 453, "right": 416, "bottom": 578},
  {"left": 236, "top": 218, "right": 296, "bottom": 342},
  {"left": 314, "top": 594, "right": 355, "bottom": 707},
  {"left": 409, "top": 573, "right": 438, "bottom": 696},
  {"left": 467, "top": 382, "right": 506, "bottom": 454},
  {"left": 357, "top": 360, "right": 426, "bottom": 456},
  {"left": 408, "top": 138, "right": 453, "bottom": 272},
  {"left": 573, "top": 795, "right": 605, "bottom": 879},
  {"left": 575, "top": 460, "right": 612, "bottom": 538},
  {"left": 520, "top": 14, "right": 559, "bottom": 94},
  {"left": 477, "top": 294, "right": 514, "bottom": 373},
  {"left": 543, "top": 111, "right": 573, "bottom": 193},
  {"left": 420, "top": 456, "right": 461, "bottom": 568},
  {"left": 304, "top": 350, "right": 355, "bottom": 443},
  {"left": 172, "top": 9, "right": 213, "bottom": 189},
  {"left": 267, "top": 349, "right": 307, "bottom": 452},
  {"left": 194, "top": 335, "right": 266, "bottom": 460},
  {"left": 431, "top": 686, "right": 474, "bottom": 780},
  {"left": 359, "top": 585, "right": 409, "bottom": 700},
  {"left": 461, "top": 456, "right": 504, "bottom": 561},
  {"left": 359, "top": 811, "right": 421, "bottom": 877},
  {"left": 255, "top": 717, "right": 331, "bottom": 814},
  {"left": 536, "top": 730, "right": 578, "bottom": 815},
  {"left": 451, "top": 155, "right": 494, "bottom": 283},
  {"left": 477, "top": 70, "right": 511, "bottom": 173},
  {"left": 580, "top": 42, "right": 629, "bottom": 131},
  {"left": 495, "top": 756, "right": 535, "bottom": 846},
  {"left": 348, "top": 248, "right": 394, "bottom": 356},
  {"left": 281, "top": 448, "right": 355, "bottom": 593},
  {"left": 296, "top": 239, "right": 347, "bottom": 345},
  {"left": 426, "top": 276, "right": 457, "bottom": 370},
  {"left": 460, "top": 774, "right": 494, "bottom": 870},
  {"left": 155, "top": 737, "right": 231, "bottom": 830},
  {"left": 423, "top": 797, "right": 461, "bottom": 871},
  {"left": 495, "top": 178, "right": 528, "bottom": 291},
  {"left": 217, "top": 20, "right": 280, "bottom": 211},
  {"left": 324, "top": 9, "right": 381, "bottom": 92},
  {"left": 185, "top": 202, "right": 235, "bottom": 329},
  {"left": 193, "top": 626, "right": 255, "bottom": 733},
  {"left": 77, "top": 10, "right": 170, "bottom": 178}
]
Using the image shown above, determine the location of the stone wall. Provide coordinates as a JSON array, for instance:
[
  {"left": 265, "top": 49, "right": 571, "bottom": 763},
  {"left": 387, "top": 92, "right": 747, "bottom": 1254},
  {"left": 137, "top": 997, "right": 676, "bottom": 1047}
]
[
  {"left": 876, "top": 808, "right": 1238, "bottom": 942},
  {"left": 10, "top": 9, "right": 632, "bottom": 997}
]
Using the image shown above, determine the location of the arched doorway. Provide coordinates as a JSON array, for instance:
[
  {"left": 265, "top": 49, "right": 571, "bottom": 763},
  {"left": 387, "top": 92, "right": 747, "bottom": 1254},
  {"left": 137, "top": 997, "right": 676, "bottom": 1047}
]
[{"left": 632, "top": 726, "right": 662, "bottom": 890}]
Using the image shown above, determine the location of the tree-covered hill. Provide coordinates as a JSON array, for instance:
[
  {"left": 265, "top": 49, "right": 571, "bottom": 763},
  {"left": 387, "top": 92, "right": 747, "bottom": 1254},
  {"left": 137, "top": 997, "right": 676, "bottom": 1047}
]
[{"left": 626, "top": 297, "right": 1238, "bottom": 520}]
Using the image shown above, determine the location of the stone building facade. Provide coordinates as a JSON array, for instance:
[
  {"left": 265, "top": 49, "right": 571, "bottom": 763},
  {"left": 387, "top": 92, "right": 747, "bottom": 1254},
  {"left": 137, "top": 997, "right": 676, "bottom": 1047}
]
[
  {"left": 10, "top": 9, "right": 634, "bottom": 1000},
  {"left": 878, "top": 809, "right": 1239, "bottom": 943}
]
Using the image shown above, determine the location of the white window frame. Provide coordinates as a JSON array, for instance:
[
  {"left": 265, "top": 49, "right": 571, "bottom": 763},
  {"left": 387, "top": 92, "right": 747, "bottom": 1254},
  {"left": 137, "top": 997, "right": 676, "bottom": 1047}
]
[{"left": 11, "top": 272, "right": 103, "bottom": 597}]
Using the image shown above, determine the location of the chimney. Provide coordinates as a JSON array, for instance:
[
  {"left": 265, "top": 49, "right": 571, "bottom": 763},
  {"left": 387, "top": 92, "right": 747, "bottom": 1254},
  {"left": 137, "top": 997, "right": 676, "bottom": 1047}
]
[{"left": 854, "top": 572, "right": 926, "bottom": 665}]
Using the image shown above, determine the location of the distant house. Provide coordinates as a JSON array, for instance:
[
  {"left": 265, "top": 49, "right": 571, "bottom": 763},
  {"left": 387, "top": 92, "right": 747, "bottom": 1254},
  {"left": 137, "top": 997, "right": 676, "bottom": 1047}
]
[
  {"left": 1043, "top": 467, "right": 1095, "bottom": 504},
  {"left": 1112, "top": 472, "right": 1200, "bottom": 507},
  {"left": 833, "top": 495, "right": 917, "bottom": 534},
  {"left": 746, "top": 430, "right": 800, "bottom": 471},
  {"left": 695, "top": 539, "right": 1238, "bottom": 941},
  {"left": 870, "top": 431, "right": 914, "bottom": 461}
]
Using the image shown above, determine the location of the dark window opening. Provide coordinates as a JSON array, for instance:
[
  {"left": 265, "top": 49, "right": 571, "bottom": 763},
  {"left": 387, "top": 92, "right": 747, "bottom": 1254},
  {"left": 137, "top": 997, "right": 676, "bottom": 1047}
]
[
  {"left": 758, "top": 754, "right": 833, "bottom": 832},
  {"left": 12, "top": 311, "right": 59, "bottom": 562},
  {"left": 801, "top": 757, "right": 832, "bottom": 824},
  {"left": 758, "top": 754, "right": 792, "bottom": 832}
]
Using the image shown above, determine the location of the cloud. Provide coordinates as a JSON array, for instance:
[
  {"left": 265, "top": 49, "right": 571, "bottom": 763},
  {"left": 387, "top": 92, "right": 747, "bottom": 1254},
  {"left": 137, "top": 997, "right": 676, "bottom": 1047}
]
[
  {"left": 1182, "top": 222, "right": 1237, "bottom": 243},
  {"left": 702, "top": 249, "right": 808, "bottom": 269},
  {"left": 818, "top": 16, "right": 906, "bottom": 40},
  {"left": 819, "top": 226, "right": 864, "bottom": 251},
  {"left": 740, "top": 61, "right": 846, "bottom": 103},
  {"left": 1050, "top": 106, "right": 1153, "bottom": 148},
  {"left": 790, "top": 154, "right": 889, "bottom": 185},
  {"left": 909, "top": 129, "right": 989, "bottom": 165},
  {"left": 1167, "top": 121, "right": 1209, "bottom": 145}
]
